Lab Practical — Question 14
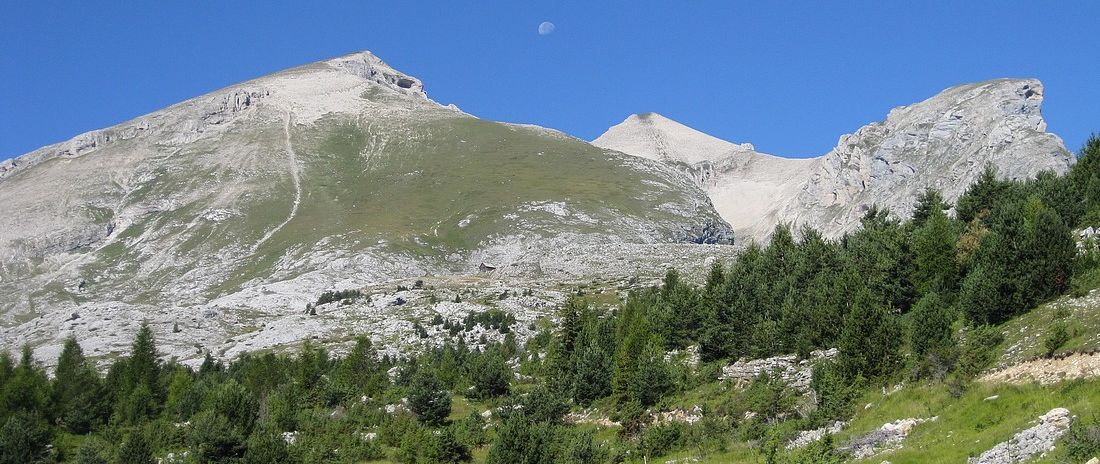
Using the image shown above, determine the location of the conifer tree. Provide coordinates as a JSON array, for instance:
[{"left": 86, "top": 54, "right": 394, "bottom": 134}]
[
  {"left": 128, "top": 321, "right": 160, "bottom": 396},
  {"left": 117, "top": 429, "right": 154, "bottom": 464},
  {"left": 837, "top": 290, "right": 901, "bottom": 381},
  {"left": 912, "top": 207, "right": 958, "bottom": 297},
  {"left": 408, "top": 370, "right": 451, "bottom": 426},
  {"left": 52, "top": 338, "right": 102, "bottom": 433}
]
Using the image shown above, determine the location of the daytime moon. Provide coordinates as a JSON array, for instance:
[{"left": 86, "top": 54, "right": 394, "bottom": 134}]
[{"left": 538, "top": 21, "right": 555, "bottom": 35}]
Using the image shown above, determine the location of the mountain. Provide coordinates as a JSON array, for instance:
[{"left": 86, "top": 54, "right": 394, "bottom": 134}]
[
  {"left": 0, "top": 51, "right": 732, "bottom": 362},
  {"left": 593, "top": 79, "right": 1075, "bottom": 241}
]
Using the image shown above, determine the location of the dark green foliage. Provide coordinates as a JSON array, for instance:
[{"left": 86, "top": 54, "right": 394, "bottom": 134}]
[
  {"left": 640, "top": 422, "right": 683, "bottom": 457},
  {"left": 558, "top": 428, "right": 606, "bottom": 464},
  {"left": 73, "top": 437, "right": 110, "bottom": 464},
  {"left": 469, "top": 347, "right": 511, "bottom": 399},
  {"left": 955, "top": 325, "right": 1005, "bottom": 379},
  {"left": 128, "top": 322, "right": 160, "bottom": 396},
  {"left": 407, "top": 370, "right": 451, "bottom": 426},
  {"left": 1043, "top": 321, "right": 1071, "bottom": 358},
  {"left": 425, "top": 428, "right": 472, "bottom": 463},
  {"left": 486, "top": 412, "right": 559, "bottom": 464},
  {"left": 1062, "top": 414, "right": 1100, "bottom": 462},
  {"left": 314, "top": 289, "right": 362, "bottom": 306},
  {"left": 909, "top": 292, "right": 957, "bottom": 377},
  {"left": 728, "top": 373, "right": 798, "bottom": 425},
  {"left": 117, "top": 429, "right": 154, "bottom": 464},
  {"left": 837, "top": 290, "right": 902, "bottom": 382},
  {"left": 0, "top": 346, "right": 50, "bottom": 422},
  {"left": 54, "top": 338, "right": 103, "bottom": 433},
  {"left": 810, "top": 360, "right": 859, "bottom": 422},
  {"left": 453, "top": 412, "right": 488, "bottom": 448},
  {"left": 0, "top": 411, "right": 51, "bottom": 464},
  {"left": 956, "top": 164, "right": 1010, "bottom": 224},
  {"left": 911, "top": 207, "right": 958, "bottom": 296},
  {"left": 959, "top": 264, "right": 1003, "bottom": 324},
  {"left": 463, "top": 308, "right": 516, "bottom": 334},
  {"left": 244, "top": 426, "right": 292, "bottom": 464},
  {"left": 631, "top": 340, "right": 673, "bottom": 407},
  {"left": 188, "top": 410, "right": 245, "bottom": 462}
]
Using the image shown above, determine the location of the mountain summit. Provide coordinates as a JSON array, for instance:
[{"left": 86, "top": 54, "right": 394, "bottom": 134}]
[
  {"left": 594, "top": 79, "right": 1075, "bottom": 241},
  {"left": 0, "top": 51, "right": 731, "bottom": 362}
]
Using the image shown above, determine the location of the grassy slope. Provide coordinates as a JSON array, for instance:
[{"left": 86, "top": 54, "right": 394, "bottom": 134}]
[{"left": 599, "top": 290, "right": 1100, "bottom": 463}]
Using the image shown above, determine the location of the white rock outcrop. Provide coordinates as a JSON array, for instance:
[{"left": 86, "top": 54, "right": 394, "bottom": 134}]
[
  {"left": 968, "top": 408, "right": 1073, "bottom": 464},
  {"left": 720, "top": 348, "right": 838, "bottom": 391},
  {"left": 594, "top": 80, "right": 1074, "bottom": 242}
]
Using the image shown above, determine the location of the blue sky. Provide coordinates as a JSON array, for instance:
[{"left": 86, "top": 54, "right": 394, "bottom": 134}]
[{"left": 2, "top": 1, "right": 1098, "bottom": 160}]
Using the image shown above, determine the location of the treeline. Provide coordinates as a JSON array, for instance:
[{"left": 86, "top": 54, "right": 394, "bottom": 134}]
[{"left": 2, "top": 136, "right": 1098, "bottom": 463}]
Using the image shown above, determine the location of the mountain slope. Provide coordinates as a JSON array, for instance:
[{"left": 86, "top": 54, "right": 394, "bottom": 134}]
[
  {"left": 594, "top": 79, "right": 1075, "bottom": 241},
  {"left": 0, "top": 51, "right": 732, "bottom": 362}
]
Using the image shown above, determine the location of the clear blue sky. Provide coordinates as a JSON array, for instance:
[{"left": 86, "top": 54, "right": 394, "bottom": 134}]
[{"left": 2, "top": 1, "right": 1098, "bottom": 161}]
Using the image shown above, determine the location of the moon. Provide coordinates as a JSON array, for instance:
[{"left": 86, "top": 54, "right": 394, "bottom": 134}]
[{"left": 538, "top": 21, "right": 555, "bottom": 35}]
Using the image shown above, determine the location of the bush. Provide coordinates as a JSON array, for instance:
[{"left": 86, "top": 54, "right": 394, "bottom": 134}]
[
  {"left": 1063, "top": 415, "right": 1100, "bottom": 461},
  {"left": 640, "top": 422, "right": 683, "bottom": 457},
  {"left": 1043, "top": 322, "right": 1071, "bottom": 358},
  {"left": 469, "top": 349, "right": 510, "bottom": 399},
  {"left": 558, "top": 428, "right": 606, "bottom": 464},
  {"left": 955, "top": 325, "right": 1004, "bottom": 379},
  {"left": 424, "top": 428, "right": 471, "bottom": 463},
  {"left": 0, "top": 411, "right": 51, "bottom": 464},
  {"left": 407, "top": 371, "right": 451, "bottom": 426}
]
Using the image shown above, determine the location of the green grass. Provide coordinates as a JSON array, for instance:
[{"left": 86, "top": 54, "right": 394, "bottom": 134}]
[
  {"left": 995, "top": 290, "right": 1100, "bottom": 367},
  {"left": 840, "top": 380, "right": 1100, "bottom": 463}
]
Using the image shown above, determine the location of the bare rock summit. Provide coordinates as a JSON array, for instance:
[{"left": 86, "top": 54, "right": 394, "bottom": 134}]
[{"left": 594, "top": 79, "right": 1075, "bottom": 242}]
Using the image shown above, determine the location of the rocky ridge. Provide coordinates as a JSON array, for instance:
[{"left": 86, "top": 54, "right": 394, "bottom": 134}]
[{"left": 594, "top": 80, "right": 1075, "bottom": 241}]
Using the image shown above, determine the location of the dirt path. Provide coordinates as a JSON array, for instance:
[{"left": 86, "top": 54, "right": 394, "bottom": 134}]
[
  {"left": 252, "top": 111, "right": 302, "bottom": 252},
  {"left": 980, "top": 351, "right": 1100, "bottom": 385}
]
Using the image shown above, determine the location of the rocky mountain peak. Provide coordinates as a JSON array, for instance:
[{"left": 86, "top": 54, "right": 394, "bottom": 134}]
[
  {"left": 596, "top": 78, "right": 1074, "bottom": 242},
  {"left": 323, "top": 50, "right": 428, "bottom": 98},
  {"left": 593, "top": 112, "right": 756, "bottom": 165}
]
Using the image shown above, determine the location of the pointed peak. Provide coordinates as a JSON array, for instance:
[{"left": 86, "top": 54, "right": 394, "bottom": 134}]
[
  {"left": 321, "top": 50, "right": 426, "bottom": 97},
  {"left": 594, "top": 113, "right": 755, "bottom": 164}
]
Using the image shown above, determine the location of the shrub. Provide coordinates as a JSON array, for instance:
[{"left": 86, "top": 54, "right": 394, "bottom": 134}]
[
  {"left": 1043, "top": 322, "right": 1071, "bottom": 358},
  {"left": 1063, "top": 414, "right": 1100, "bottom": 461},
  {"left": 640, "top": 422, "right": 683, "bottom": 457}
]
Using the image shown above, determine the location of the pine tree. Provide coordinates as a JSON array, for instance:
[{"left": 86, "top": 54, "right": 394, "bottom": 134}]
[
  {"left": 408, "top": 370, "right": 451, "bottom": 426},
  {"left": 53, "top": 337, "right": 102, "bottom": 433},
  {"left": 908, "top": 292, "right": 957, "bottom": 379},
  {"left": 837, "top": 290, "right": 901, "bottom": 381},
  {"left": 469, "top": 348, "right": 511, "bottom": 399},
  {"left": 910, "top": 188, "right": 947, "bottom": 228},
  {"left": 128, "top": 321, "right": 160, "bottom": 396},
  {"left": 959, "top": 264, "right": 1003, "bottom": 324},
  {"left": 572, "top": 339, "right": 612, "bottom": 406},
  {"left": 1024, "top": 206, "right": 1075, "bottom": 301},
  {"left": 0, "top": 346, "right": 49, "bottom": 421},
  {"left": 911, "top": 207, "right": 958, "bottom": 297},
  {"left": 117, "top": 429, "right": 154, "bottom": 464},
  {"left": 0, "top": 411, "right": 51, "bottom": 464},
  {"left": 631, "top": 339, "right": 672, "bottom": 407},
  {"left": 425, "top": 428, "right": 472, "bottom": 463},
  {"left": 956, "top": 164, "right": 1008, "bottom": 224},
  {"left": 243, "top": 426, "right": 292, "bottom": 464}
]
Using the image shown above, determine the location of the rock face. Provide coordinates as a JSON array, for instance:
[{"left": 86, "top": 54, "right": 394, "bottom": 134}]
[
  {"left": 593, "top": 80, "right": 1075, "bottom": 242},
  {"left": 0, "top": 50, "right": 732, "bottom": 365},
  {"left": 719, "top": 348, "right": 838, "bottom": 391},
  {"left": 969, "top": 408, "right": 1072, "bottom": 464},
  {"left": 842, "top": 416, "right": 938, "bottom": 459}
]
